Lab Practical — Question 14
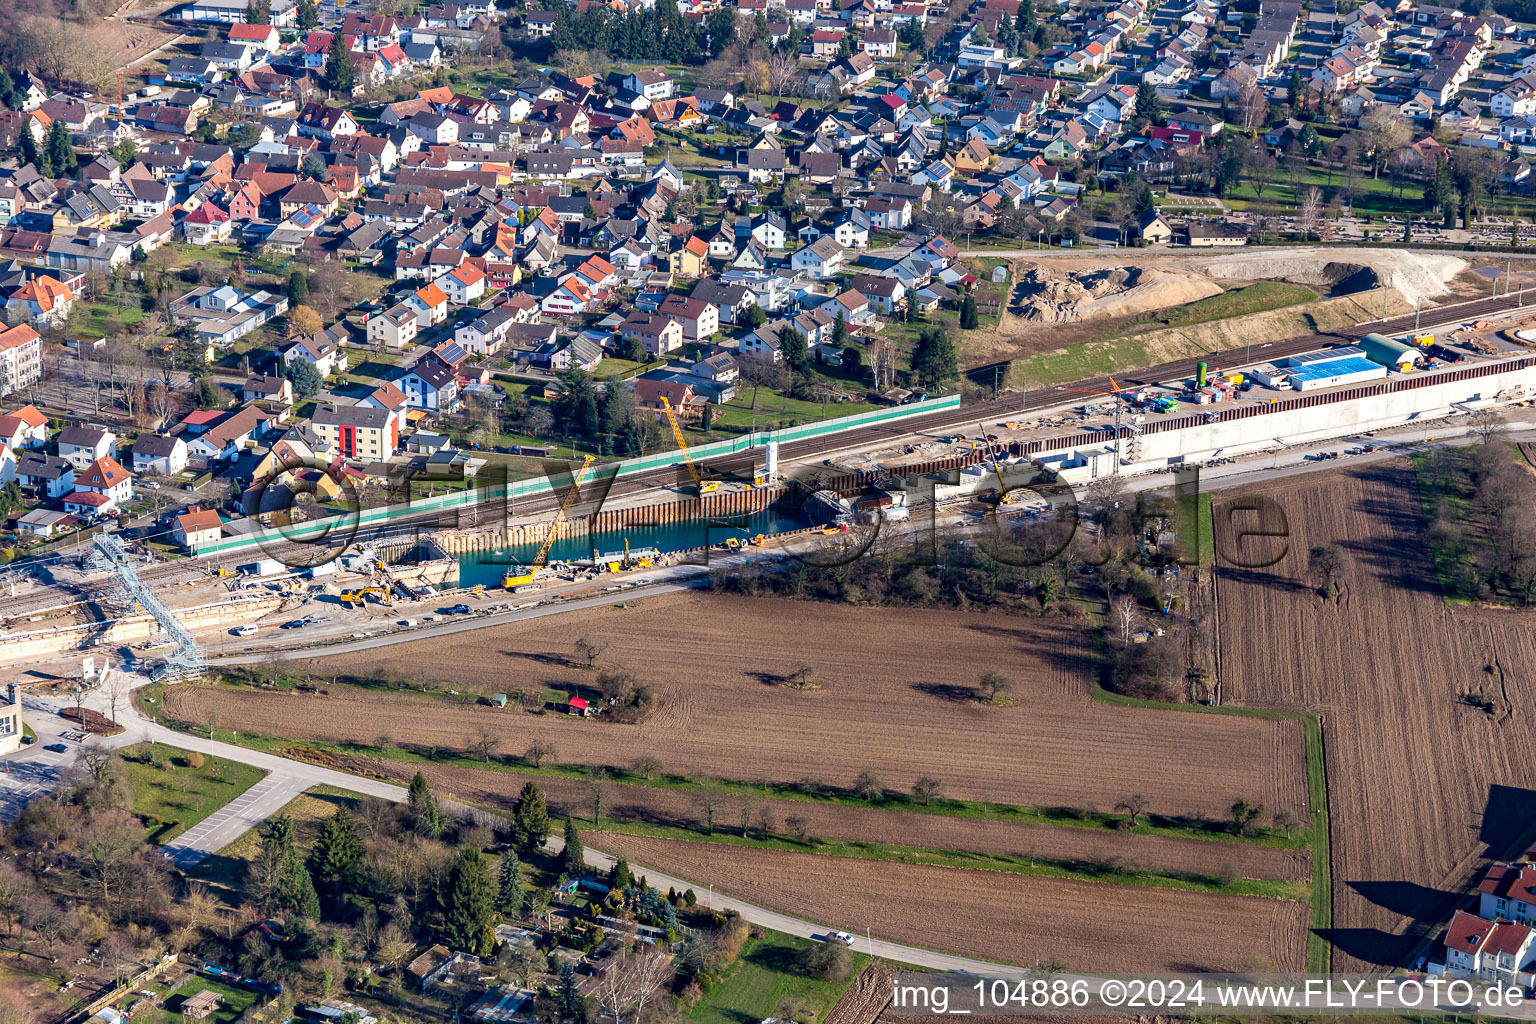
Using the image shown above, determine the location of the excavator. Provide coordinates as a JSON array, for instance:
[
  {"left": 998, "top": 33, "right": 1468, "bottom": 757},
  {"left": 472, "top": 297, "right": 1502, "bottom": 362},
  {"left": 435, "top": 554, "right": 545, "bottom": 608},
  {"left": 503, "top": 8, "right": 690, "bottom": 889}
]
[
  {"left": 340, "top": 586, "right": 392, "bottom": 607},
  {"left": 660, "top": 396, "right": 718, "bottom": 494},
  {"left": 505, "top": 454, "right": 596, "bottom": 588}
]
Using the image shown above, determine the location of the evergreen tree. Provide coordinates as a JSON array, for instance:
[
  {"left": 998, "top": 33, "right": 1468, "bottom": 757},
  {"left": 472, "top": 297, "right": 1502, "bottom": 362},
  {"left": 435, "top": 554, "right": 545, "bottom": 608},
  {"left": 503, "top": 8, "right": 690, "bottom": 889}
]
[
  {"left": 197, "top": 376, "right": 222, "bottom": 409},
  {"left": 1135, "top": 80, "right": 1163, "bottom": 124},
  {"left": 109, "top": 138, "right": 138, "bottom": 168},
  {"left": 288, "top": 268, "right": 309, "bottom": 303},
  {"left": 0, "top": 71, "right": 15, "bottom": 112},
  {"left": 557, "top": 961, "right": 582, "bottom": 1021},
  {"left": 781, "top": 327, "right": 809, "bottom": 372},
  {"left": 708, "top": 6, "right": 737, "bottom": 53},
  {"left": 297, "top": 0, "right": 319, "bottom": 30},
  {"left": 831, "top": 316, "right": 849, "bottom": 349},
  {"left": 284, "top": 356, "right": 324, "bottom": 398},
  {"left": 408, "top": 770, "right": 444, "bottom": 838},
  {"left": 513, "top": 781, "right": 551, "bottom": 854},
  {"left": 248, "top": 0, "right": 271, "bottom": 24},
  {"left": 45, "top": 120, "right": 76, "bottom": 175},
  {"left": 562, "top": 818, "right": 584, "bottom": 875},
  {"left": 911, "top": 326, "right": 958, "bottom": 388},
  {"left": 326, "top": 32, "right": 356, "bottom": 92},
  {"left": 959, "top": 295, "right": 979, "bottom": 330},
  {"left": 308, "top": 806, "right": 364, "bottom": 907},
  {"left": 497, "top": 853, "right": 527, "bottom": 916},
  {"left": 254, "top": 814, "right": 321, "bottom": 920},
  {"left": 608, "top": 857, "right": 633, "bottom": 890},
  {"left": 1017, "top": 0, "right": 1036, "bottom": 32},
  {"left": 444, "top": 848, "right": 496, "bottom": 955},
  {"left": 18, "top": 129, "right": 43, "bottom": 175}
]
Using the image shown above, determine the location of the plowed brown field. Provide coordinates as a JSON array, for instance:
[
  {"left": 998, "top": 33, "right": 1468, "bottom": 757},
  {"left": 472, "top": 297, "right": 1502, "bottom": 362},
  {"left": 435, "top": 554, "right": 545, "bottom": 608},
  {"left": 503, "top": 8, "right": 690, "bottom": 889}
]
[
  {"left": 1215, "top": 462, "right": 1536, "bottom": 971},
  {"left": 588, "top": 833, "right": 1309, "bottom": 973},
  {"left": 167, "top": 596, "right": 1306, "bottom": 819},
  {"left": 331, "top": 753, "right": 1309, "bottom": 881}
]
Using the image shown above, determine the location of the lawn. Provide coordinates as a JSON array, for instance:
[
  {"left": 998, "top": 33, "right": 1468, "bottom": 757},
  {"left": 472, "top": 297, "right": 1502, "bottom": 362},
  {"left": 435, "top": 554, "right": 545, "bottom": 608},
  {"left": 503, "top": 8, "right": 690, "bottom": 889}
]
[
  {"left": 136, "top": 976, "right": 262, "bottom": 1024},
  {"left": 72, "top": 300, "right": 146, "bottom": 338},
  {"left": 689, "top": 929, "right": 870, "bottom": 1024},
  {"left": 709, "top": 386, "right": 877, "bottom": 434},
  {"left": 1119, "top": 281, "right": 1318, "bottom": 333},
  {"left": 118, "top": 743, "right": 266, "bottom": 842}
]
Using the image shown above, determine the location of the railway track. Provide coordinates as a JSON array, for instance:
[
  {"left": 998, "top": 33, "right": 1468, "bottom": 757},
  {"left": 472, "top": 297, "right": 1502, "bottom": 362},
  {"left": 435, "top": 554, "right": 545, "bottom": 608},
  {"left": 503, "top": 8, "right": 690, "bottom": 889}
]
[
  {"left": 263, "top": 291, "right": 1536, "bottom": 554},
  {"left": 43, "top": 293, "right": 1536, "bottom": 574}
]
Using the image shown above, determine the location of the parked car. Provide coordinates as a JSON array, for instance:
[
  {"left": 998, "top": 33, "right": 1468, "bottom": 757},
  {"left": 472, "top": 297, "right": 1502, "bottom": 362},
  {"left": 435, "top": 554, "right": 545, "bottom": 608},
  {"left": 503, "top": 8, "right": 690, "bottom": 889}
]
[{"left": 232, "top": 624, "right": 258, "bottom": 637}]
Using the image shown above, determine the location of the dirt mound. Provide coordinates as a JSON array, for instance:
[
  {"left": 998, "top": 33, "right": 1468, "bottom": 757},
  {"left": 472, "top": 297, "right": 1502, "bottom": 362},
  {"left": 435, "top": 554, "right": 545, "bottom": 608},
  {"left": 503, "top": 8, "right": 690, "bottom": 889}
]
[
  {"left": 1015, "top": 265, "right": 1223, "bottom": 324},
  {"left": 1200, "top": 248, "right": 1464, "bottom": 306},
  {"left": 61, "top": 707, "right": 123, "bottom": 736}
]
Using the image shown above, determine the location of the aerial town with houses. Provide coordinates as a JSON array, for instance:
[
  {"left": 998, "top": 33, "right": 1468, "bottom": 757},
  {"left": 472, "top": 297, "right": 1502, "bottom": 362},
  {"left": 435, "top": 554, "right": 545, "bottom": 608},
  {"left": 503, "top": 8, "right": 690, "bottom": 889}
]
[{"left": 8, "top": 0, "right": 1536, "bottom": 1017}]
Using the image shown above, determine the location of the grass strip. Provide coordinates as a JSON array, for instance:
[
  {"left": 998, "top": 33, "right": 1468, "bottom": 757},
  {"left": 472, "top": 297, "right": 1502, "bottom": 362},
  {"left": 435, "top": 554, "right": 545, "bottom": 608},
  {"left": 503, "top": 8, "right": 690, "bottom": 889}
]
[
  {"left": 589, "top": 818, "right": 1309, "bottom": 900},
  {"left": 136, "top": 684, "right": 1309, "bottom": 850}
]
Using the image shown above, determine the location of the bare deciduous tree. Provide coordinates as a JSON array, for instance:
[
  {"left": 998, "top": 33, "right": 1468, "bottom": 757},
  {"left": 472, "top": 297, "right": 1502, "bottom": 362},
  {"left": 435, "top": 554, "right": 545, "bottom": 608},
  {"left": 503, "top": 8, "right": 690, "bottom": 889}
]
[
  {"left": 1113, "top": 594, "right": 1143, "bottom": 646},
  {"left": 593, "top": 947, "right": 673, "bottom": 1024}
]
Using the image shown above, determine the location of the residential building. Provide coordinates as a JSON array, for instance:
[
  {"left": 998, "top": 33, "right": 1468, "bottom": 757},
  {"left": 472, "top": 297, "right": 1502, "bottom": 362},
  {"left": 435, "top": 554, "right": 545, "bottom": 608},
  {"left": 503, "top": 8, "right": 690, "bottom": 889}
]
[
  {"left": 0, "top": 324, "right": 41, "bottom": 397},
  {"left": 620, "top": 311, "right": 684, "bottom": 356},
  {"left": 312, "top": 402, "right": 397, "bottom": 460}
]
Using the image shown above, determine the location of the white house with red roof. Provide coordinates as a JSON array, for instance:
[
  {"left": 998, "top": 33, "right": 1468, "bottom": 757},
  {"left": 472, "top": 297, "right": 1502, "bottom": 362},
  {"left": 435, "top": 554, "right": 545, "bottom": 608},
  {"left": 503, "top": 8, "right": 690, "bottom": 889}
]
[
  {"left": 0, "top": 405, "right": 48, "bottom": 449},
  {"left": 4, "top": 278, "right": 72, "bottom": 328},
  {"left": 403, "top": 281, "right": 450, "bottom": 326},
  {"left": 1479, "top": 862, "right": 1536, "bottom": 925},
  {"left": 229, "top": 23, "right": 280, "bottom": 51},
  {"left": 540, "top": 277, "right": 592, "bottom": 317},
  {"left": 182, "top": 202, "right": 233, "bottom": 246},
  {"left": 441, "top": 263, "right": 486, "bottom": 305},
  {"left": 72, "top": 455, "right": 134, "bottom": 511},
  {"left": 174, "top": 507, "right": 225, "bottom": 552},
  {"left": 1444, "top": 909, "right": 1536, "bottom": 981}
]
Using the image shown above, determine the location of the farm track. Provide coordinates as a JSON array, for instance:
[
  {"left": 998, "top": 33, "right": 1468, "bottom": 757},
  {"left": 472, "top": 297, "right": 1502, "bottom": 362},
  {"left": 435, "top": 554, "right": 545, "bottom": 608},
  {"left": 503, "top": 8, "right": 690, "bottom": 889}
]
[
  {"left": 587, "top": 833, "right": 1310, "bottom": 974},
  {"left": 326, "top": 753, "right": 1311, "bottom": 881},
  {"left": 1214, "top": 462, "right": 1536, "bottom": 971},
  {"left": 163, "top": 594, "right": 1309, "bottom": 819}
]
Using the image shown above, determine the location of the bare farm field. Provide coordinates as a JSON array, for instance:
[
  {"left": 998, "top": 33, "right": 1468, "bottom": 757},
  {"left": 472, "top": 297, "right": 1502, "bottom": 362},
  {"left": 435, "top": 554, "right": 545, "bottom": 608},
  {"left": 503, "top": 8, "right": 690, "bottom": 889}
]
[
  {"left": 328, "top": 754, "right": 1310, "bottom": 882},
  {"left": 164, "top": 595, "right": 1308, "bottom": 820},
  {"left": 1214, "top": 462, "right": 1536, "bottom": 971},
  {"left": 588, "top": 833, "right": 1309, "bottom": 973}
]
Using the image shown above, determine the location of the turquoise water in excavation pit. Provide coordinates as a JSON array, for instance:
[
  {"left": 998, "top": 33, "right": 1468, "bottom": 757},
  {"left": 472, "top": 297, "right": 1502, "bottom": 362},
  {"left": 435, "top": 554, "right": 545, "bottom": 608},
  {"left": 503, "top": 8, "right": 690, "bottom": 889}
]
[{"left": 456, "top": 506, "right": 807, "bottom": 589}]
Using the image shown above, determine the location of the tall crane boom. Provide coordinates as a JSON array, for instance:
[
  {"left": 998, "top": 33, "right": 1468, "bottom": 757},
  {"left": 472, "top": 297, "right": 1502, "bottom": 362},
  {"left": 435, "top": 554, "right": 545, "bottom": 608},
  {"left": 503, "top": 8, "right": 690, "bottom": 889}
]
[
  {"left": 660, "top": 396, "right": 717, "bottom": 493},
  {"left": 505, "top": 454, "right": 594, "bottom": 587},
  {"left": 531, "top": 454, "right": 595, "bottom": 566}
]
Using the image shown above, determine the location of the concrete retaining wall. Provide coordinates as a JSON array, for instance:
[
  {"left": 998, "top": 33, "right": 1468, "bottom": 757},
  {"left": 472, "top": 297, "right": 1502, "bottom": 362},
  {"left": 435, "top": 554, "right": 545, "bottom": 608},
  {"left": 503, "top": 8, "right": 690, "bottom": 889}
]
[{"left": 0, "top": 596, "right": 283, "bottom": 665}]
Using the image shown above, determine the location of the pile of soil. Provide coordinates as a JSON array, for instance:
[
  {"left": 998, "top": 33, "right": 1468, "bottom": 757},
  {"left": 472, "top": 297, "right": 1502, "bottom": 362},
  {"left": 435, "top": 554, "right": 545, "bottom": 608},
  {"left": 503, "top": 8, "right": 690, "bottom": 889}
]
[
  {"left": 1014, "top": 265, "right": 1223, "bottom": 324},
  {"left": 61, "top": 707, "right": 124, "bottom": 736}
]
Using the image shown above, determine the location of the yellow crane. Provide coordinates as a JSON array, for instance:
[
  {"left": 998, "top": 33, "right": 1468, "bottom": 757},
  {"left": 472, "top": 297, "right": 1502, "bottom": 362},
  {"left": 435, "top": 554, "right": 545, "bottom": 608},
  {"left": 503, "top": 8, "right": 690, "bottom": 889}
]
[
  {"left": 505, "top": 454, "right": 596, "bottom": 588},
  {"left": 661, "top": 396, "right": 718, "bottom": 494},
  {"left": 978, "top": 422, "right": 1015, "bottom": 506}
]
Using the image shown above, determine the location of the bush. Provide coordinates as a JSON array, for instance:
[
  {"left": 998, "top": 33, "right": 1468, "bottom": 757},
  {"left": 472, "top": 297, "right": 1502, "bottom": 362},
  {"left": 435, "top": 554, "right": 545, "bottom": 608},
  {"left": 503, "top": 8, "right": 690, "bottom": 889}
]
[
  {"left": 712, "top": 912, "right": 749, "bottom": 970},
  {"left": 795, "top": 941, "right": 852, "bottom": 982},
  {"left": 185, "top": 751, "right": 205, "bottom": 769}
]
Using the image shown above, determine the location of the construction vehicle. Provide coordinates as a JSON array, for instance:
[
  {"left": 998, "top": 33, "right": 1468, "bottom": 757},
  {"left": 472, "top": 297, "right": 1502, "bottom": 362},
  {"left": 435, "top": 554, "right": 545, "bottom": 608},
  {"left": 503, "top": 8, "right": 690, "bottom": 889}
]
[
  {"left": 977, "top": 421, "right": 1017, "bottom": 507},
  {"left": 660, "top": 396, "right": 717, "bottom": 494},
  {"left": 504, "top": 454, "right": 596, "bottom": 588},
  {"left": 340, "top": 586, "right": 392, "bottom": 606}
]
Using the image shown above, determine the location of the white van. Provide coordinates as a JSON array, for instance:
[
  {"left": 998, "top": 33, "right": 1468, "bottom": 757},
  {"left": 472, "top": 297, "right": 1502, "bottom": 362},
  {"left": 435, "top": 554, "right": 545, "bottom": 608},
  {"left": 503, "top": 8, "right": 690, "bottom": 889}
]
[{"left": 233, "top": 624, "right": 259, "bottom": 637}]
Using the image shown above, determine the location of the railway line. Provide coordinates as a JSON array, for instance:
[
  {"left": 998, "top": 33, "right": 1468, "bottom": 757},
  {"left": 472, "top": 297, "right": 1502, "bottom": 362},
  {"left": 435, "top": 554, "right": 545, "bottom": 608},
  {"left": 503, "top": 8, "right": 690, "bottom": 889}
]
[{"left": 23, "top": 292, "right": 1536, "bottom": 582}]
